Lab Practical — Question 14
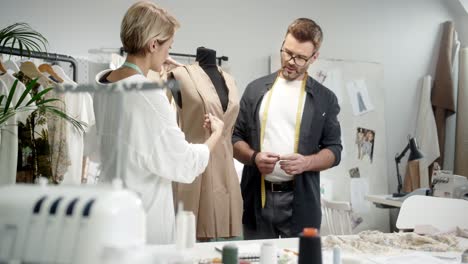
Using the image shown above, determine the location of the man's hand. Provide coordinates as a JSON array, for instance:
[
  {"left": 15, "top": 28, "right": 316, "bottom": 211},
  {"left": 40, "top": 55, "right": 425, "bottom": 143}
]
[
  {"left": 255, "top": 152, "right": 280, "bottom": 175},
  {"left": 279, "top": 153, "right": 311, "bottom": 175}
]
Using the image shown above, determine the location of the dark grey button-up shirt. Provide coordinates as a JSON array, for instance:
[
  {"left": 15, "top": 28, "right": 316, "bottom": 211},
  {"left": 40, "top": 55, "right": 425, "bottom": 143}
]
[{"left": 232, "top": 72, "right": 342, "bottom": 235}]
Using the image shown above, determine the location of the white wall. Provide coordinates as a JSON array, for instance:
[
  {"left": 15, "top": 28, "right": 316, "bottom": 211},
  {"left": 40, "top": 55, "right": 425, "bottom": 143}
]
[{"left": 0, "top": 0, "right": 464, "bottom": 229}]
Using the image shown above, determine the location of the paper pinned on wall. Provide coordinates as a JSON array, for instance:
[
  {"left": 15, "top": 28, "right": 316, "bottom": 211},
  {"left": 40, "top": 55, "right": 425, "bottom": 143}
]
[
  {"left": 320, "top": 177, "right": 333, "bottom": 201},
  {"left": 346, "top": 79, "right": 374, "bottom": 116},
  {"left": 349, "top": 167, "right": 360, "bottom": 178},
  {"left": 314, "top": 69, "right": 344, "bottom": 104},
  {"left": 350, "top": 178, "right": 370, "bottom": 214}
]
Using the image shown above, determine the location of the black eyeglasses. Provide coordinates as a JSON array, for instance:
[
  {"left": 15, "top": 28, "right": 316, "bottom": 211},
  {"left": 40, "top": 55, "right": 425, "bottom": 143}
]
[{"left": 280, "top": 49, "right": 315, "bottom": 66}]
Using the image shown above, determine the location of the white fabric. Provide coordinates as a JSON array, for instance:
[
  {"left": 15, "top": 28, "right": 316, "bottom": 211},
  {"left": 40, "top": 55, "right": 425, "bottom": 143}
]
[
  {"left": 51, "top": 65, "right": 95, "bottom": 185},
  {"left": 259, "top": 77, "right": 306, "bottom": 182},
  {"left": 443, "top": 31, "right": 460, "bottom": 171},
  {"left": 4, "top": 60, "right": 20, "bottom": 72},
  {"left": 415, "top": 76, "right": 440, "bottom": 188},
  {"left": 0, "top": 79, "right": 9, "bottom": 183},
  {"left": 94, "top": 70, "right": 209, "bottom": 244},
  {"left": 0, "top": 72, "right": 33, "bottom": 186}
]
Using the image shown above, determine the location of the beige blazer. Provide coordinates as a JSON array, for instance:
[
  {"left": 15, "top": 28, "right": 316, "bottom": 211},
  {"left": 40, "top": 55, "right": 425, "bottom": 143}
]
[{"left": 171, "top": 64, "right": 242, "bottom": 239}]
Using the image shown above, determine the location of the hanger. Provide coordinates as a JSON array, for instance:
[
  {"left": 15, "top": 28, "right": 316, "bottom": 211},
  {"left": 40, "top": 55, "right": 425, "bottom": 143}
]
[
  {"left": 38, "top": 63, "right": 64, "bottom": 83},
  {"left": 0, "top": 57, "right": 7, "bottom": 73},
  {"left": 20, "top": 61, "right": 43, "bottom": 79},
  {"left": 51, "top": 65, "right": 73, "bottom": 83}
]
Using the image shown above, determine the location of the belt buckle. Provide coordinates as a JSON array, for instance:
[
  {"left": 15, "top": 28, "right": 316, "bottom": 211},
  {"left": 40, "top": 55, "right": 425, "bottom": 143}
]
[{"left": 270, "top": 182, "right": 281, "bottom": 193}]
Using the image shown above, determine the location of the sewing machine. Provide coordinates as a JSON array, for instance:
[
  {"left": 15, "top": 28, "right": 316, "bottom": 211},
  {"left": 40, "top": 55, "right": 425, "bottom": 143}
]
[
  {"left": 432, "top": 170, "right": 468, "bottom": 200},
  {"left": 0, "top": 180, "right": 146, "bottom": 264}
]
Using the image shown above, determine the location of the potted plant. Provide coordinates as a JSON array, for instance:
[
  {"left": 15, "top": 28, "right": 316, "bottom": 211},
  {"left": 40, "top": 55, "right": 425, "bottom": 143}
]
[{"left": 0, "top": 23, "right": 85, "bottom": 183}]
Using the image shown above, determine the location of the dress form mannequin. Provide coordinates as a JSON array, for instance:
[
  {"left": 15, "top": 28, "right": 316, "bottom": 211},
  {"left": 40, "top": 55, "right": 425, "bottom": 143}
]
[
  {"left": 196, "top": 47, "right": 229, "bottom": 112},
  {"left": 169, "top": 48, "right": 242, "bottom": 240}
]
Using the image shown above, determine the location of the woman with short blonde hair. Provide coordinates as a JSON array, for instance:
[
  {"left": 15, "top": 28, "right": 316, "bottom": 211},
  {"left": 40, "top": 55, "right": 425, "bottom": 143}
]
[
  {"left": 120, "top": 1, "right": 179, "bottom": 55},
  {"left": 94, "top": 1, "right": 224, "bottom": 244}
]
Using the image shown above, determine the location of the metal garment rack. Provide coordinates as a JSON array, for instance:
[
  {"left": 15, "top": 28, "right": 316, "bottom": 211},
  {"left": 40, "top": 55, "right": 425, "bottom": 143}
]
[
  {"left": 119, "top": 47, "right": 229, "bottom": 66},
  {"left": 0, "top": 47, "right": 78, "bottom": 81},
  {"left": 169, "top": 52, "right": 229, "bottom": 66}
]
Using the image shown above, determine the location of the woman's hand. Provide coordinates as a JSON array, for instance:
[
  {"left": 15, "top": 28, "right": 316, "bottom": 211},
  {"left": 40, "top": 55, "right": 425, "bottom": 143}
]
[
  {"left": 159, "top": 56, "right": 183, "bottom": 80},
  {"left": 203, "top": 113, "right": 224, "bottom": 135}
]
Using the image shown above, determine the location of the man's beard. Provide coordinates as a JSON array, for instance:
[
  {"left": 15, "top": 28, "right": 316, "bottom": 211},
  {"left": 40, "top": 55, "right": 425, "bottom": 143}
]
[{"left": 281, "top": 65, "right": 302, "bottom": 81}]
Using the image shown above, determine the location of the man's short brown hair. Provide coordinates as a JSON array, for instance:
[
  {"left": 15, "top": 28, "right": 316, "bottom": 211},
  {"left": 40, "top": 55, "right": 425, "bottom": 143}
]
[{"left": 286, "top": 18, "right": 323, "bottom": 51}]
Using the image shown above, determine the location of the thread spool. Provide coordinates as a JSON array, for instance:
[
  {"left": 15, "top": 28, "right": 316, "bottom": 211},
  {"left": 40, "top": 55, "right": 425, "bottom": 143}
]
[
  {"left": 298, "top": 228, "right": 322, "bottom": 264},
  {"left": 462, "top": 249, "right": 468, "bottom": 263},
  {"left": 222, "top": 244, "right": 239, "bottom": 264},
  {"left": 260, "top": 242, "right": 277, "bottom": 264},
  {"left": 333, "top": 246, "right": 341, "bottom": 264},
  {"left": 184, "top": 211, "right": 196, "bottom": 249}
]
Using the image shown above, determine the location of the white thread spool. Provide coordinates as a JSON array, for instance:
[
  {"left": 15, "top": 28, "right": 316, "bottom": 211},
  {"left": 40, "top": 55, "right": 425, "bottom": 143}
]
[
  {"left": 333, "top": 246, "right": 341, "bottom": 264},
  {"left": 184, "top": 211, "right": 196, "bottom": 249},
  {"left": 260, "top": 242, "right": 277, "bottom": 264}
]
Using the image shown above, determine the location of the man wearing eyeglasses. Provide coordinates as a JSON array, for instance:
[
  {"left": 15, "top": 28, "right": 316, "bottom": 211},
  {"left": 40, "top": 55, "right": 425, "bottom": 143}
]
[{"left": 232, "top": 18, "right": 342, "bottom": 239}]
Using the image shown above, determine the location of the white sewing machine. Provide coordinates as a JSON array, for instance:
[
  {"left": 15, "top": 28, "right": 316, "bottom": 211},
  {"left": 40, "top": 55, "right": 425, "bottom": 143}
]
[
  {"left": 432, "top": 170, "right": 468, "bottom": 200},
  {"left": 0, "top": 180, "right": 146, "bottom": 264}
]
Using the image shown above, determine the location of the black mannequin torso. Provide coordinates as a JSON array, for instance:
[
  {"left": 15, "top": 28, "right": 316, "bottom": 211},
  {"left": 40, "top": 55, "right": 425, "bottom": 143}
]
[{"left": 196, "top": 47, "right": 229, "bottom": 112}]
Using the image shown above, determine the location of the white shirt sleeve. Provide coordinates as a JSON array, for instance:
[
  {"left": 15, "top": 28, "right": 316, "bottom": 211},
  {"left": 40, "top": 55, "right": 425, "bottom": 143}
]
[{"left": 140, "top": 91, "right": 210, "bottom": 183}]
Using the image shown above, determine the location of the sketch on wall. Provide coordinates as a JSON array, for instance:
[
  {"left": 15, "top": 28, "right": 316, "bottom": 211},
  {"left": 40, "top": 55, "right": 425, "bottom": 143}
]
[{"left": 346, "top": 80, "right": 375, "bottom": 116}]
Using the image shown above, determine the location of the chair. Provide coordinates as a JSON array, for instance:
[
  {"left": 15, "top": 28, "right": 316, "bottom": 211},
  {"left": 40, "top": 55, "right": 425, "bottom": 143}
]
[
  {"left": 321, "top": 197, "right": 353, "bottom": 235},
  {"left": 396, "top": 195, "right": 468, "bottom": 231}
]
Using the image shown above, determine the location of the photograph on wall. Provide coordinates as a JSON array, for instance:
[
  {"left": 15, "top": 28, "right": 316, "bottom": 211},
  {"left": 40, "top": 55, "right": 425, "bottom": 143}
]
[
  {"left": 356, "top": 127, "right": 375, "bottom": 163},
  {"left": 349, "top": 167, "right": 361, "bottom": 178},
  {"left": 346, "top": 79, "right": 374, "bottom": 116}
]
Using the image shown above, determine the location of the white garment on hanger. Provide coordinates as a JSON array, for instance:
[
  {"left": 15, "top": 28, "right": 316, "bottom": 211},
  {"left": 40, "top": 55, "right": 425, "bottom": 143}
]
[
  {"left": 94, "top": 70, "right": 209, "bottom": 244},
  {"left": 5, "top": 60, "right": 20, "bottom": 72},
  {"left": 51, "top": 65, "right": 95, "bottom": 184},
  {"left": 0, "top": 72, "right": 33, "bottom": 186},
  {"left": 416, "top": 76, "right": 440, "bottom": 187}
]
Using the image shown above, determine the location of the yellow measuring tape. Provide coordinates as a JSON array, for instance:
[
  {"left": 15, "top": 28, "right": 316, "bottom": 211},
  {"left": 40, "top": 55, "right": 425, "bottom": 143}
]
[{"left": 259, "top": 72, "right": 307, "bottom": 208}]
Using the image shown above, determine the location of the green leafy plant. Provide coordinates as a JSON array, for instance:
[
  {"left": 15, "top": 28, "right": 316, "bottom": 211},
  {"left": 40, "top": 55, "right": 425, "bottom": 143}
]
[
  {"left": 0, "top": 23, "right": 86, "bottom": 183},
  {"left": 0, "top": 78, "right": 86, "bottom": 132},
  {"left": 0, "top": 22, "right": 48, "bottom": 56}
]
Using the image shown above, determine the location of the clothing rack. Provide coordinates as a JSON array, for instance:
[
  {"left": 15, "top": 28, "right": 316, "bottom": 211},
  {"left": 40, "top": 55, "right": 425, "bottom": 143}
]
[
  {"left": 0, "top": 47, "right": 78, "bottom": 81},
  {"left": 119, "top": 47, "right": 229, "bottom": 66},
  {"left": 170, "top": 52, "right": 229, "bottom": 66}
]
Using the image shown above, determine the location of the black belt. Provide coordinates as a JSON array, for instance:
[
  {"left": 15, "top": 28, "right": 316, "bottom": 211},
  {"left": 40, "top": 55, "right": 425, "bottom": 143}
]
[{"left": 264, "top": 180, "right": 294, "bottom": 192}]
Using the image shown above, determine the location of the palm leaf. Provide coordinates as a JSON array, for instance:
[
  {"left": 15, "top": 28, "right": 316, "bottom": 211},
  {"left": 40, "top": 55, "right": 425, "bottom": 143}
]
[
  {"left": 26, "top": 87, "right": 53, "bottom": 106},
  {"left": 35, "top": 98, "right": 60, "bottom": 106},
  {"left": 0, "top": 22, "right": 48, "bottom": 57},
  {"left": 0, "top": 94, "right": 5, "bottom": 106},
  {"left": 43, "top": 105, "right": 87, "bottom": 133},
  {"left": 14, "top": 78, "right": 38, "bottom": 108},
  {"left": 0, "top": 109, "right": 16, "bottom": 125},
  {"left": 3, "top": 79, "right": 17, "bottom": 115}
]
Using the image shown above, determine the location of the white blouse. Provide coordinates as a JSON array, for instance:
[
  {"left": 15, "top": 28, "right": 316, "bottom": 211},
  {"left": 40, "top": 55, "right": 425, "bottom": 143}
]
[{"left": 94, "top": 70, "right": 209, "bottom": 244}]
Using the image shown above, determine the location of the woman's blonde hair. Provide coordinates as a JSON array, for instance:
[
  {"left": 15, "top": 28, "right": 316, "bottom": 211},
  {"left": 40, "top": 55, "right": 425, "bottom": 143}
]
[{"left": 121, "top": 1, "right": 180, "bottom": 55}]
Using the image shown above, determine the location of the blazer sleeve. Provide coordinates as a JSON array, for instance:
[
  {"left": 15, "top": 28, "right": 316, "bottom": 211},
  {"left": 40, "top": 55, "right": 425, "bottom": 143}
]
[
  {"left": 232, "top": 85, "right": 251, "bottom": 145},
  {"left": 320, "top": 92, "right": 342, "bottom": 167}
]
